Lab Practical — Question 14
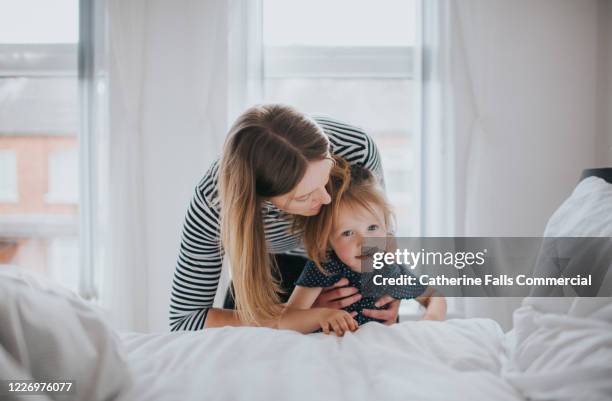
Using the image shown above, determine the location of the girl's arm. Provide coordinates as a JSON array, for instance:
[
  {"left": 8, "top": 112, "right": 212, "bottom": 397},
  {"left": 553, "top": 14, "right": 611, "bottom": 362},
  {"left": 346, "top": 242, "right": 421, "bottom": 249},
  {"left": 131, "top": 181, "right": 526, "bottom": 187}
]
[
  {"left": 278, "top": 286, "right": 358, "bottom": 335},
  {"left": 205, "top": 286, "right": 321, "bottom": 330},
  {"left": 205, "top": 286, "right": 357, "bottom": 334},
  {"left": 416, "top": 287, "right": 447, "bottom": 320},
  {"left": 278, "top": 308, "right": 357, "bottom": 335}
]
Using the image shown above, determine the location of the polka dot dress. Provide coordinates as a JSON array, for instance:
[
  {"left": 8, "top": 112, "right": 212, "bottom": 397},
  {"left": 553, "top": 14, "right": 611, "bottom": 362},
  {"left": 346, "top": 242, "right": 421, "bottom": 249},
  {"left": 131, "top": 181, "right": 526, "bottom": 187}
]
[{"left": 296, "top": 252, "right": 426, "bottom": 328}]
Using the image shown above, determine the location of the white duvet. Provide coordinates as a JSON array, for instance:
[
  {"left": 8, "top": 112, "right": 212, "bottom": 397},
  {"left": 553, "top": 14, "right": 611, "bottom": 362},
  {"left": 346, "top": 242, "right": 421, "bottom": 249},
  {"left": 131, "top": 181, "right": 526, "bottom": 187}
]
[
  {"left": 117, "top": 299, "right": 612, "bottom": 401},
  {"left": 118, "top": 319, "right": 522, "bottom": 401}
]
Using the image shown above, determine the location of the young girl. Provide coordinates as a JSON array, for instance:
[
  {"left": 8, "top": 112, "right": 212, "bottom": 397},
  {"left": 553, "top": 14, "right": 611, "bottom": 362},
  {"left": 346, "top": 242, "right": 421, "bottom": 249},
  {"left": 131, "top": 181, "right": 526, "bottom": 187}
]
[{"left": 278, "top": 160, "right": 447, "bottom": 336}]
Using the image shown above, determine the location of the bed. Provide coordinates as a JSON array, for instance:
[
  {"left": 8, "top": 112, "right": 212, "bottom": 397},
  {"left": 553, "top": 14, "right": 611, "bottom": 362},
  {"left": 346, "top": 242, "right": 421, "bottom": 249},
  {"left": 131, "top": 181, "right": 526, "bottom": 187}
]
[{"left": 1, "top": 176, "right": 611, "bottom": 401}]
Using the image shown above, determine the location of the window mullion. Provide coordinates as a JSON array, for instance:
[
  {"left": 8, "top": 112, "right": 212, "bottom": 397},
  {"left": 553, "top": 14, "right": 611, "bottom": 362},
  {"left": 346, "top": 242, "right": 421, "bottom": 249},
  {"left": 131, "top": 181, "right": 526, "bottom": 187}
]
[{"left": 78, "top": 0, "right": 96, "bottom": 300}]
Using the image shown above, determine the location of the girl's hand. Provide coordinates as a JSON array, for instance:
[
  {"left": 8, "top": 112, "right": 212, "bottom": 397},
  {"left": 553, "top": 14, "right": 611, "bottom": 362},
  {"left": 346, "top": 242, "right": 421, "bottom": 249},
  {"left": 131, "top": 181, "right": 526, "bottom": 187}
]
[
  {"left": 312, "top": 278, "right": 362, "bottom": 310},
  {"left": 319, "top": 309, "right": 358, "bottom": 336}
]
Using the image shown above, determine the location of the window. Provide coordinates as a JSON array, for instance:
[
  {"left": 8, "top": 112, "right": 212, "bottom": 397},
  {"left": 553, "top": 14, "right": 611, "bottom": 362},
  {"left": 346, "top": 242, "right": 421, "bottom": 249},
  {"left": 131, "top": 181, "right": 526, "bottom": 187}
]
[
  {"left": 0, "top": 149, "right": 18, "bottom": 202},
  {"left": 261, "top": 0, "right": 420, "bottom": 236},
  {"left": 0, "top": 0, "right": 99, "bottom": 297},
  {"left": 259, "top": 0, "right": 422, "bottom": 316}
]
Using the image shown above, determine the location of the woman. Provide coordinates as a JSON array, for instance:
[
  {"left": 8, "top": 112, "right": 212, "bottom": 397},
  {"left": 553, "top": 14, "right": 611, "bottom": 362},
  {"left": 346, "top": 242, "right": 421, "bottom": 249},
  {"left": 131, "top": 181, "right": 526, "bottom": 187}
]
[{"left": 169, "top": 104, "right": 400, "bottom": 330}]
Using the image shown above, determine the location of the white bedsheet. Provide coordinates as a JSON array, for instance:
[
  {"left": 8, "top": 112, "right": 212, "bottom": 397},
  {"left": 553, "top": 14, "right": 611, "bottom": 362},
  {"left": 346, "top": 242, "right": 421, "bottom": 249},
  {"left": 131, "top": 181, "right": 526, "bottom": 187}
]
[{"left": 118, "top": 319, "right": 523, "bottom": 401}]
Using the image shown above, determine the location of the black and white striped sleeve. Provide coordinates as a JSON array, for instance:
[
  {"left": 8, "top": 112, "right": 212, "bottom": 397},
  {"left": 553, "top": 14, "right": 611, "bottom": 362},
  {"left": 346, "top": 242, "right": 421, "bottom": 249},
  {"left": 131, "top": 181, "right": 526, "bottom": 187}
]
[
  {"left": 313, "top": 116, "right": 385, "bottom": 186},
  {"left": 169, "top": 160, "right": 223, "bottom": 331}
]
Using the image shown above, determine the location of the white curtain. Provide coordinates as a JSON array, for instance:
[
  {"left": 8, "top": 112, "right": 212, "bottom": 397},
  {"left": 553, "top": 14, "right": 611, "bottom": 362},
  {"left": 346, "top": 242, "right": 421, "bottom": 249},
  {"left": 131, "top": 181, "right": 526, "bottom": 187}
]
[
  {"left": 421, "top": 0, "right": 601, "bottom": 330},
  {"left": 102, "top": 0, "right": 233, "bottom": 331},
  {"left": 101, "top": 0, "right": 149, "bottom": 332}
]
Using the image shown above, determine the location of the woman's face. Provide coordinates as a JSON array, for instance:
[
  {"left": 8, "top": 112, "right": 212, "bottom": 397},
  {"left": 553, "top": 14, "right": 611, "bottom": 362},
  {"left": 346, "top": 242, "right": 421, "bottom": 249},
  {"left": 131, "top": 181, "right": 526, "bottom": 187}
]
[{"left": 269, "top": 158, "right": 334, "bottom": 216}]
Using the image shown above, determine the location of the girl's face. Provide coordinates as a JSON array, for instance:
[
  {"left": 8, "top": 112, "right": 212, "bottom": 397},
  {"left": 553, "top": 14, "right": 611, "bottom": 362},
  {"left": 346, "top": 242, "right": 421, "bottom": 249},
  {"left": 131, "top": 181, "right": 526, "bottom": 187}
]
[
  {"left": 268, "top": 158, "right": 334, "bottom": 216},
  {"left": 329, "top": 202, "right": 387, "bottom": 272}
]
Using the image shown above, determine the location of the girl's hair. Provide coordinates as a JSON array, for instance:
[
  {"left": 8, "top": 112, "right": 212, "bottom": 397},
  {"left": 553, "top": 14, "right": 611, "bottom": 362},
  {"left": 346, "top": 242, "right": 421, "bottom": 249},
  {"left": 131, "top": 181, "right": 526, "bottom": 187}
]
[
  {"left": 219, "top": 104, "right": 330, "bottom": 325},
  {"left": 298, "top": 160, "right": 393, "bottom": 272}
]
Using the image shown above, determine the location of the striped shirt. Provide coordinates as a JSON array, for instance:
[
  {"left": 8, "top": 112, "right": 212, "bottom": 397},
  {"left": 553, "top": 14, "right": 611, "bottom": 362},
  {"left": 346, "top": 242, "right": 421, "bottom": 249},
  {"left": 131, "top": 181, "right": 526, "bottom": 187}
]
[{"left": 169, "top": 116, "right": 384, "bottom": 331}]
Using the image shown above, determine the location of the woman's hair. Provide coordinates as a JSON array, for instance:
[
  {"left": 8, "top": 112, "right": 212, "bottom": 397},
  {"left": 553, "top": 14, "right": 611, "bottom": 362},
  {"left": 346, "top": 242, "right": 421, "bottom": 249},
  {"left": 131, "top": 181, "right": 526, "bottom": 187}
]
[
  {"left": 297, "top": 160, "right": 393, "bottom": 272},
  {"left": 219, "top": 104, "right": 330, "bottom": 325}
]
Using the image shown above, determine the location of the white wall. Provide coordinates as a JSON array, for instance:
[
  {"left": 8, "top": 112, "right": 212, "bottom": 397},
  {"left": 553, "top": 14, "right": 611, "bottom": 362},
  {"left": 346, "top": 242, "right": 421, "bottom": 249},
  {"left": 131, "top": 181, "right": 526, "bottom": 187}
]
[
  {"left": 457, "top": 0, "right": 602, "bottom": 238},
  {"left": 597, "top": 0, "right": 612, "bottom": 166}
]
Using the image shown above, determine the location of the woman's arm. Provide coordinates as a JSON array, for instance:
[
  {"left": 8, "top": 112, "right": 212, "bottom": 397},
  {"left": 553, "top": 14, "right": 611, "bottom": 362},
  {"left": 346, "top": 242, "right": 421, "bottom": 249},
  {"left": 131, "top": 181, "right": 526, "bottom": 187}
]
[
  {"left": 203, "top": 308, "right": 243, "bottom": 328},
  {"left": 169, "top": 161, "right": 226, "bottom": 331}
]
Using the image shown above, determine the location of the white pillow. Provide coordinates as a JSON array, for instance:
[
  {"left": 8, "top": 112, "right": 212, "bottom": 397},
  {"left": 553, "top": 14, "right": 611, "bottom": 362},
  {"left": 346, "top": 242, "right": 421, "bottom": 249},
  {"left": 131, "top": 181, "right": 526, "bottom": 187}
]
[
  {"left": 0, "top": 266, "right": 131, "bottom": 401},
  {"left": 543, "top": 176, "right": 612, "bottom": 237},
  {"left": 504, "top": 177, "right": 612, "bottom": 401},
  {"left": 523, "top": 176, "right": 612, "bottom": 309}
]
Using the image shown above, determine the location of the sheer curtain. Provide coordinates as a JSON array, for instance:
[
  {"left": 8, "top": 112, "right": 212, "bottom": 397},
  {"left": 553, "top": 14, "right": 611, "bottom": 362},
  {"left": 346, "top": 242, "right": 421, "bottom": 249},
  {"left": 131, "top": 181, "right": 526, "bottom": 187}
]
[
  {"left": 420, "top": 0, "right": 477, "bottom": 319},
  {"left": 103, "top": 0, "right": 232, "bottom": 331},
  {"left": 102, "top": 0, "right": 149, "bottom": 331},
  {"left": 421, "top": 0, "right": 602, "bottom": 330}
]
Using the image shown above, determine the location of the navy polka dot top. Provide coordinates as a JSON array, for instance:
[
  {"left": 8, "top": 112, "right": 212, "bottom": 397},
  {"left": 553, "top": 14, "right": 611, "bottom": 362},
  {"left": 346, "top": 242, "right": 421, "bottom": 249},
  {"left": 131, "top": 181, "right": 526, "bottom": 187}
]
[{"left": 296, "top": 252, "right": 427, "bottom": 327}]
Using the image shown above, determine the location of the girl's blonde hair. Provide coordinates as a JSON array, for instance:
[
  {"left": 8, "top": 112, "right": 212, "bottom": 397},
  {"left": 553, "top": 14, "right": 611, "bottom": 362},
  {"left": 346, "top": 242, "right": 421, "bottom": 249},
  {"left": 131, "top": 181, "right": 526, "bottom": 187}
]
[
  {"left": 296, "top": 159, "right": 393, "bottom": 271},
  {"left": 219, "top": 104, "right": 330, "bottom": 325}
]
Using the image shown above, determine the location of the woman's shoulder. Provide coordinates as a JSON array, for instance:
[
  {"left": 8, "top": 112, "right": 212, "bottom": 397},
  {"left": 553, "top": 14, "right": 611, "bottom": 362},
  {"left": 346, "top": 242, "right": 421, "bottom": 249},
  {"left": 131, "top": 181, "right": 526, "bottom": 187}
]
[
  {"left": 312, "top": 115, "right": 372, "bottom": 151},
  {"left": 195, "top": 157, "right": 221, "bottom": 207},
  {"left": 312, "top": 115, "right": 382, "bottom": 179}
]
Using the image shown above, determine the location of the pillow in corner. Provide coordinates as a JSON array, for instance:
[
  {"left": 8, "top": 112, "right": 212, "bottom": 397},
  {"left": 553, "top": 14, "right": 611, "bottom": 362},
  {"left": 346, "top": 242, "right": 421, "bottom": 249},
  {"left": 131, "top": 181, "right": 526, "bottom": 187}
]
[
  {"left": 503, "top": 177, "right": 612, "bottom": 401},
  {"left": 0, "top": 265, "right": 131, "bottom": 401}
]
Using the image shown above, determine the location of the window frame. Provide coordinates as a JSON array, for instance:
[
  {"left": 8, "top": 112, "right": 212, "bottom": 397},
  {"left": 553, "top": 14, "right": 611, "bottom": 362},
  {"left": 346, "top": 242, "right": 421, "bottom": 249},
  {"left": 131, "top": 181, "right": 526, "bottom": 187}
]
[
  {"left": 77, "top": 0, "right": 103, "bottom": 301},
  {"left": 0, "top": 0, "right": 102, "bottom": 300},
  {"left": 0, "top": 43, "right": 77, "bottom": 78},
  {"left": 264, "top": 45, "right": 414, "bottom": 79}
]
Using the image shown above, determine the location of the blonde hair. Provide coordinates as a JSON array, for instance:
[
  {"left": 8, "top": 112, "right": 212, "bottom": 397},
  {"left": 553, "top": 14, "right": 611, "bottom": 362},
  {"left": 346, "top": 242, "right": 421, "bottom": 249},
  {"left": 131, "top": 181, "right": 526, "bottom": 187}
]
[
  {"left": 297, "top": 160, "right": 393, "bottom": 272},
  {"left": 219, "top": 104, "right": 329, "bottom": 325}
]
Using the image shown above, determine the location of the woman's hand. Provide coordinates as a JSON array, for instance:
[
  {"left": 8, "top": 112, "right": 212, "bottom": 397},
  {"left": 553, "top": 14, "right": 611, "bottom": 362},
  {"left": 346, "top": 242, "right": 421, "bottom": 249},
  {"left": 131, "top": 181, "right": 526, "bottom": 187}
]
[
  {"left": 312, "top": 278, "right": 362, "bottom": 309},
  {"left": 362, "top": 295, "right": 400, "bottom": 325},
  {"left": 318, "top": 309, "right": 358, "bottom": 336}
]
